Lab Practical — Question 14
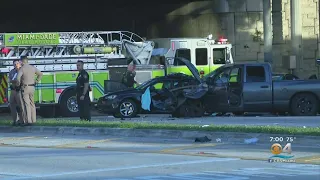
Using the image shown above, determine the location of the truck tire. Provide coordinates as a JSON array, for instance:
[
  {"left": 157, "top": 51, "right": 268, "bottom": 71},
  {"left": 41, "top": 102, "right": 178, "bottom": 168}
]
[
  {"left": 172, "top": 100, "right": 204, "bottom": 118},
  {"left": 117, "top": 99, "right": 138, "bottom": 118},
  {"left": 59, "top": 89, "right": 79, "bottom": 117},
  {"left": 290, "top": 93, "right": 319, "bottom": 116}
]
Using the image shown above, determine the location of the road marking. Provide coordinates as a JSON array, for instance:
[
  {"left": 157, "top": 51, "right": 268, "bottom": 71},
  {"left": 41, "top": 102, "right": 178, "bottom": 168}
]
[
  {"left": 54, "top": 138, "right": 121, "bottom": 148},
  {"left": 5, "top": 158, "right": 238, "bottom": 180},
  {"left": 304, "top": 157, "right": 320, "bottom": 162},
  {"left": 160, "top": 143, "right": 219, "bottom": 152},
  {"left": 295, "top": 155, "right": 320, "bottom": 162},
  {"left": 0, "top": 136, "right": 38, "bottom": 142},
  {"left": 171, "top": 172, "right": 248, "bottom": 180}
]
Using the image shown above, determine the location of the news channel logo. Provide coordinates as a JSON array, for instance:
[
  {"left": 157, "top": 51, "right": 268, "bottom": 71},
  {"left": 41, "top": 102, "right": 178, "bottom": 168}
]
[{"left": 268, "top": 143, "right": 295, "bottom": 163}]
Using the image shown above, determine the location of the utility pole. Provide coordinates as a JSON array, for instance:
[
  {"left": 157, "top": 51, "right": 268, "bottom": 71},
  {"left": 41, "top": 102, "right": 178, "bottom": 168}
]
[
  {"left": 263, "top": 0, "right": 273, "bottom": 63},
  {"left": 290, "top": 0, "right": 302, "bottom": 73}
]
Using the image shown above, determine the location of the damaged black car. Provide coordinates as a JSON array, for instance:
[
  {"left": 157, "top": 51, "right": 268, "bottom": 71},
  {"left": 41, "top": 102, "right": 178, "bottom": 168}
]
[{"left": 96, "top": 68, "right": 199, "bottom": 118}]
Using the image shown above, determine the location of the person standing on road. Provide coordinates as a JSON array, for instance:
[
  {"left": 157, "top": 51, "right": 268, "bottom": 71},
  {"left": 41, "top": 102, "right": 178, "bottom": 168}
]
[
  {"left": 9, "top": 59, "right": 23, "bottom": 126},
  {"left": 76, "top": 60, "right": 91, "bottom": 121},
  {"left": 16, "top": 56, "right": 43, "bottom": 126},
  {"left": 121, "top": 64, "right": 138, "bottom": 88}
]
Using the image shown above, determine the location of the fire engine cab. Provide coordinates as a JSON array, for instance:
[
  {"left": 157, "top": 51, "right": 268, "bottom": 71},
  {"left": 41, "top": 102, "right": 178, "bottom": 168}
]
[{"left": 150, "top": 34, "right": 234, "bottom": 77}]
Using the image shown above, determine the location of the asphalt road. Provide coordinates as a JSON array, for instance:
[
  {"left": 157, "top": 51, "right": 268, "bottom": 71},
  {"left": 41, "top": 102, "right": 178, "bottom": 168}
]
[
  {"left": 0, "top": 132, "right": 319, "bottom": 180},
  {"left": 1, "top": 112, "right": 320, "bottom": 127}
]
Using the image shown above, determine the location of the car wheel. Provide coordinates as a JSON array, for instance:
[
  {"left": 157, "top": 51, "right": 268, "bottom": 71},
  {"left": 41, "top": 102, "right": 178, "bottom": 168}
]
[
  {"left": 290, "top": 93, "right": 319, "bottom": 116},
  {"left": 118, "top": 99, "right": 138, "bottom": 118}
]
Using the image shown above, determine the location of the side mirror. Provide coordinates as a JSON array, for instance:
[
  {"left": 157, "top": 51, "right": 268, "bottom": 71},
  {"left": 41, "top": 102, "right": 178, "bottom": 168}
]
[{"left": 166, "top": 58, "right": 174, "bottom": 65}]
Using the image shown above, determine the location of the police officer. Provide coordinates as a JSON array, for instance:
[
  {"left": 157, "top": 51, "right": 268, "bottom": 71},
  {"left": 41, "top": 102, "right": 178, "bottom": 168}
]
[
  {"left": 121, "top": 64, "right": 137, "bottom": 88},
  {"left": 9, "top": 59, "right": 23, "bottom": 126},
  {"left": 76, "top": 60, "right": 91, "bottom": 121},
  {"left": 16, "top": 56, "right": 43, "bottom": 126}
]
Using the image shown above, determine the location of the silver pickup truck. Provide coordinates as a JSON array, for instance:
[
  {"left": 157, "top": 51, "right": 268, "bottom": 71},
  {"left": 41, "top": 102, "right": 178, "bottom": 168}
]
[
  {"left": 176, "top": 59, "right": 320, "bottom": 116},
  {"left": 201, "top": 63, "right": 320, "bottom": 116}
]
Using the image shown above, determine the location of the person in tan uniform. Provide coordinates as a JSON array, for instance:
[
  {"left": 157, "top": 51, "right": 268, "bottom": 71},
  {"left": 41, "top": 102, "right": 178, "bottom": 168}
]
[
  {"left": 16, "top": 56, "right": 43, "bottom": 125},
  {"left": 9, "top": 59, "right": 23, "bottom": 126}
]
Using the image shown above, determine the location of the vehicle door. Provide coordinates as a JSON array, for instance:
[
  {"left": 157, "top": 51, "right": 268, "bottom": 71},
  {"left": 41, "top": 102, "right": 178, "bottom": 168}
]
[
  {"left": 210, "top": 46, "right": 228, "bottom": 72},
  {"left": 243, "top": 65, "right": 272, "bottom": 112},
  {"left": 203, "top": 67, "right": 231, "bottom": 112},
  {"left": 169, "top": 40, "right": 193, "bottom": 76},
  {"left": 149, "top": 79, "right": 174, "bottom": 112},
  {"left": 227, "top": 66, "right": 244, "bottom": 112},
  {"left": 195, "top": 42, "right": 210, "bottom": 77}
]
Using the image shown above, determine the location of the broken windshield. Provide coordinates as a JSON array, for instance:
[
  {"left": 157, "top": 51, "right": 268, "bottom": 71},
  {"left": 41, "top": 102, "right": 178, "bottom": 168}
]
[{"left": 136, "top": 79, "right": 155, "bottom": 90}]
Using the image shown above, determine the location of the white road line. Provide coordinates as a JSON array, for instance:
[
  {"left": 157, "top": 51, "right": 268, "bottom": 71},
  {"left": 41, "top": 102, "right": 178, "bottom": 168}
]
[
  {"left": 134, "top": 176, "right": 174, "bottom": 180},
  {"left": 203, "top": 171, "right": 270, "bottom": 178},
  {"left": 172, "top": 173, "right": 248, "bottom": 180},
  {"left": 4, "top": 158, "right": 238, "bottom": 180}
]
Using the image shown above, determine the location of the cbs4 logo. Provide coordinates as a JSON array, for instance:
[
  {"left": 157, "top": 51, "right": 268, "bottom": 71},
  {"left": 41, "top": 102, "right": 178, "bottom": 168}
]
[{"left": 270, "top": 143, "right": 292, "bottom": 155}]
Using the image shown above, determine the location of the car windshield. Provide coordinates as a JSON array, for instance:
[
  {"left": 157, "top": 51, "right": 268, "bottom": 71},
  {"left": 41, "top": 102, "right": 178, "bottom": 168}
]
[{"left": 136, "top": 79, "right": 155, "bottom": 90}]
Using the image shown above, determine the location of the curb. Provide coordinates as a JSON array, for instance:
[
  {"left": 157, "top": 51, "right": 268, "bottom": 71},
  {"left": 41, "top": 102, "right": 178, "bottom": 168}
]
[{"left": 0, "top": 126, "right": 319, "bottom": 147}]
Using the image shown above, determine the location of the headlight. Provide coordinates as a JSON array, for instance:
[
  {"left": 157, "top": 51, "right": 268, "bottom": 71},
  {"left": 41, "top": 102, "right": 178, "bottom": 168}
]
[{"left": 105, "top": 95, "right": 117, "bottom": 100}]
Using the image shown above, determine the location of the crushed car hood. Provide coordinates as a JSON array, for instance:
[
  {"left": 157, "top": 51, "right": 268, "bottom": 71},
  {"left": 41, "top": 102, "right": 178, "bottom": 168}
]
[{"left": 174, "top": 57, "right": 202, "bottom": 83}]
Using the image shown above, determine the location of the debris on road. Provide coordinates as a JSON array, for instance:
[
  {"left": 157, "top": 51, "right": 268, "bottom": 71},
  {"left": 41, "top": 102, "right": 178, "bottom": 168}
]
[
  {"left": 244, "top": 138, "right": 259, "bottom": 144},
  {"left": 195, "top": 136, "right": 211, "bottom": 143}
]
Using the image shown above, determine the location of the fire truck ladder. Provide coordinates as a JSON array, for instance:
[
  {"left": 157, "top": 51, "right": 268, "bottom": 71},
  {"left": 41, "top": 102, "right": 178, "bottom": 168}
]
[{"left": 0, "top": 31, "right": 154, "bottom": 72}]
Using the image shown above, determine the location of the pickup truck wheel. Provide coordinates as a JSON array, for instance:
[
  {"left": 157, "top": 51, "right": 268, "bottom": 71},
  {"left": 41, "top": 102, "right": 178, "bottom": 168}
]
[
  {"left": 290, "top": 93, "right": 319, "bottom": 116},
  {"left": 177, "top": 100, "right": 204, "bottom": 118}
]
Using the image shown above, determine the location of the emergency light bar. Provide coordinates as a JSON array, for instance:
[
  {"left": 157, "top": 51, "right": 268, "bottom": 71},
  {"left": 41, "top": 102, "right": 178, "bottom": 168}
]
[{"left": 217, "top": 38, "right": 228, "bottom": 44}]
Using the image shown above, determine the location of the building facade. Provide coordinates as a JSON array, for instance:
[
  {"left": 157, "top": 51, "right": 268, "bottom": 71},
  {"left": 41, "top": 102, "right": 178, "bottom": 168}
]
[{"left": 147, "top": 0, "right": 319, "bottom": 78}]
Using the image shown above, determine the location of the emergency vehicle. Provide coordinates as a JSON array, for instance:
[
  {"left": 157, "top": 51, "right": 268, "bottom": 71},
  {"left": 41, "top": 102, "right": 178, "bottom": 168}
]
[
  {"left": 151, "top": 34, "right": 234, "bottom": 78},
  {"left": 0, "top": 31, "right": 233, "bottom": 117}
]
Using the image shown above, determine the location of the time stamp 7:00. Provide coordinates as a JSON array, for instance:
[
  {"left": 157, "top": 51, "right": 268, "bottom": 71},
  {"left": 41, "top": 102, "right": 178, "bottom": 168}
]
[{"left": 270, "top": 137, "right": 296, "bottom": 142}]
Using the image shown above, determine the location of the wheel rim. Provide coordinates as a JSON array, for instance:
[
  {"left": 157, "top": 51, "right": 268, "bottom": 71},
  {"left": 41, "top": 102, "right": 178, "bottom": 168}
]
[
  {"left": 120, "top": 102, "right": 134, "bottom": 117},
  {"left": 296, "top": 96, "right": 313, "bottom": 114},
  {"left": 67, "top": 96, "right": 78, "bottom": 113}
]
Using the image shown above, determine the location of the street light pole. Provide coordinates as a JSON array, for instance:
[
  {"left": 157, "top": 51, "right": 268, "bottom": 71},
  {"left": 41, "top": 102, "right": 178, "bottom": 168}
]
[
  {"left": 263, "top": 0, "right": 273, "bottom": 63},
  {"left": 290, "top": 0, "right": 302, "bottom": 73}
]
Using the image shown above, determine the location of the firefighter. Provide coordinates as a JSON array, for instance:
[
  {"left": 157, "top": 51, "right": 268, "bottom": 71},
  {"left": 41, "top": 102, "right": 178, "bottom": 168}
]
[
  {"left": 9, "top": 59, "right": 23, "bottom": 126},
  {"left": 16, "top": 56, "right": 43, "bottom": 125},
  {"left": 76, "top": 60, "right": 91, "bottom": 121},
  {"left": 121, "top": 64, "right": 138, "bottom": 88}
]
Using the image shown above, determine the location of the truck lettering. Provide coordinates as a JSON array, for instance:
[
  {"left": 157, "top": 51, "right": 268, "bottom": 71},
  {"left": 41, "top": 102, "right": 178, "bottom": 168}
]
[{"left": 17, "top": 33, "right": 56, "bottom": 40}]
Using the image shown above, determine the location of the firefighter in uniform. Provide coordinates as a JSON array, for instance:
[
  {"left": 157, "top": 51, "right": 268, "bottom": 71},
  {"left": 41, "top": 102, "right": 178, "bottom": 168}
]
[
  {"left": 121, "top": 64, "right": 137, "bottom": 88},
  {"left": 9, "top": 59, "right": 23, "bottom": 126},
  {"left": 76, "top": 60, "right": 91, "bottom": 121},
  {"left": 16, "top": 56, "right": 43, "bottom": 125}
]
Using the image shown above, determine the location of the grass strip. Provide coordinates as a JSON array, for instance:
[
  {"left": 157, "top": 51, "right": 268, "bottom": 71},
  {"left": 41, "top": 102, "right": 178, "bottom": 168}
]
[{"left": 0, "top": 119, "right": 319, "bottom": 136}]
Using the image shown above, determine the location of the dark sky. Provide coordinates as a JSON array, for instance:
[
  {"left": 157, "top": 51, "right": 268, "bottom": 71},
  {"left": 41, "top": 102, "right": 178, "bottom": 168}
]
[{"left": 1, "top": 0, "right": 201, "bottom": 36}]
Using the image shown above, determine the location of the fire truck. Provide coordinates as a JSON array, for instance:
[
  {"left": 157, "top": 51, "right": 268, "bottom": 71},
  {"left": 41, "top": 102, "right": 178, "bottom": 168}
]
[
  {"left": 150, "top": 34, "right": 234, "bottom": 78},
  {"left": 0, "top": 31, "right": 233, "bottom": 117}
]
